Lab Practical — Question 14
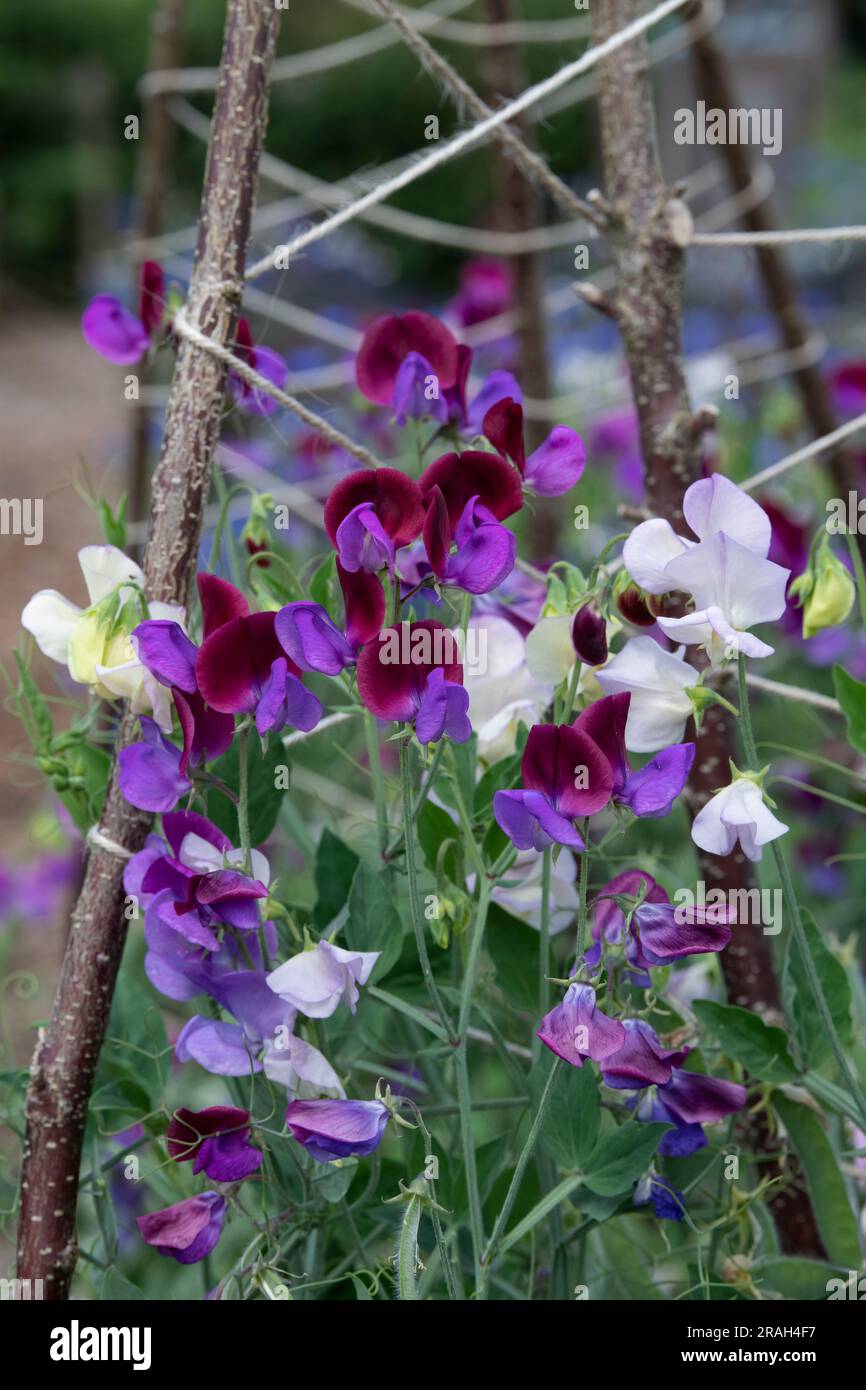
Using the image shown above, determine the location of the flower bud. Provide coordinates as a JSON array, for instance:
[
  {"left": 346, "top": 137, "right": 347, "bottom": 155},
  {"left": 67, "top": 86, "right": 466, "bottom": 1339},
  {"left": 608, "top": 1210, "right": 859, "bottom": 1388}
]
[
  {"left": 797, "top": 535, "right": 855, "bottom": 639},
  {"left": 616, "top": 584, "right": 656, "bottom": 628},
  {"left": 571, "top": 603, "right": 608, "bottom": 667}
]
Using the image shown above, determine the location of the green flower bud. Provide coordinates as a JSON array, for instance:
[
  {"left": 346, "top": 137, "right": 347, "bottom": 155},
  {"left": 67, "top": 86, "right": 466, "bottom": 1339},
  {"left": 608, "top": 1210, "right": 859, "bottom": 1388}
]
[{"left": 799, "top": 535, "right": 855, "bottom": 639}]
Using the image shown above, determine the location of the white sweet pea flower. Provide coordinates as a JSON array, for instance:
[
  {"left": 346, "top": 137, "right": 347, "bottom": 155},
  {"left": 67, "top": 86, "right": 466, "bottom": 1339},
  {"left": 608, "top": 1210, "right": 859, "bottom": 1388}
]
[
  {"left": 622, "top": 474, "right": 773, "bottom": 595},
  {"left": 463, "top": 616, "right": 552, "bottom": 760},
  {"left": 262, "top": 1032, "right": 346, "bottom": 1098},
  {"left": 21, "top": 544, "right": 182, "bottom": 729},
  {"left": 266, "top": 940, "right": 380, "bottom": 1019},
  {"left": 491, "top": 848, "right": 580, "bottom": 936},
  {"left": 691, "top": 774, "right": 788, "bottom": 862},
  {"left": 596, "top": 635, "right": 695, "bottom": 752},
  {"left": 655, "top": 532, "right": 789, "bottom": 660}
]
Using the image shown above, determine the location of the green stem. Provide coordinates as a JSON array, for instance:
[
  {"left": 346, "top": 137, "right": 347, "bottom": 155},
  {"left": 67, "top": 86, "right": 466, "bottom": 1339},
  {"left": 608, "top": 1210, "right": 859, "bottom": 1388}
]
[
  {"left": 737, "top": 654, "right": 866, "bottom": 1132},
  {"left": 480, "top": 1056, "right": 563, "bottom": 1286},
  {"left": 845, "top": 530, "right": 866, "bottom": 634},
  {"left": 536, "top": 847, "right": 552, "bottom": 1053},
  {"left": 384, "top": 740, "right": 444, "bottom": 860},
  {"left": 399, "top": 740, "right": 455, "bottom": 1043},
  {"left": 576, "top": 820, "right": 590, "bottom": 959},
  {"left": 364, "top": 709, "right": 389, "bottom": 856},
  {"left": 237, "top": 721, "right": 252, "bottom": 874}
]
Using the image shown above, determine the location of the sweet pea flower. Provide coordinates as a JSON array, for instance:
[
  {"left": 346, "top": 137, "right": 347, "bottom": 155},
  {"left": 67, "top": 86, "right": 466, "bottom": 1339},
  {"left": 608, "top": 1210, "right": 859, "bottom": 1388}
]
[
  {"left": 275, "top": 562, "right": 385, "bottom": 676},
  {"left": 588, "top": 868, "right": 731, "bottom": 981},
  {"left": 324, "top": 467, "right": 425, "bottom": 574},
  {"left": 462, "top": 615, "right": 552, "bottom": 760},
  {"left": 634, "top": 1173, "right": 686, "bottom": 1221},
  {"left": 137, "top": 1192, "right": 226, "bottom": 1264},
  {"left": 229, "top": 317, "right": 288, "bottom": 417},
  {"left": 118, "top": 716, "right": 192, "bottom": 813},
  {"left": 622, "top": 475, "right": 789, "bottom": 660},
  {"left": 601, "top": 1019, "right": 689, "bottom": 1089},
  {"left": 393, "top": 351, "right": 450, "bottom": 426},
  {"left": 450, "top": 258, "right": 513, "bottom": 328},
  {"left": 422, "top": 485, "right": 516, "bottom": 594},
  {"left": 194, "top": 583, "right": 322, "bottom": 737},
  {"left": 356, "top": 619, "right": 471, "bottom": 744},
  {"left": 266, "top": 940, "right": 380, "bottom": 1019},
  {"left": 574, "top": 692, "right": 695, "bottom": 818},
  {"left": 596, "top": 636, "right": 696, "bottom": 752},
  {"left": 571, "top": 604, "right": 608, "bottom": 667},
  {"left": 418, "top": 449, "right": 523, "bottom": 528},
  {"left": 285, "top": 1098, "right": 390, "bottom": 1163},
  {"left": 493, "top": 722, "right": 614, "bottom": 852},
  {"left": 355, "top": 311, "right": 459, "bottom": 406},
  {"left": 537, "top": 982, "right": 626, "bottom": 1067},
  {"left": 483, "top": 396, "right": 586, "bottom": 497},
  {"left": 167, "top": 1105, "right": 262, "bottom": 1181},
  {"left": 441, "top": 343, "right": 522, "bottom": 434},
  {"left": 81, "top": 261, "right": 165, "bottom": 365},
  {"left": 21, "top": 544, "right": 179, "bottom": 728},
  {"left": 691, "top": 771, "right": 788, "bottom": 862}
]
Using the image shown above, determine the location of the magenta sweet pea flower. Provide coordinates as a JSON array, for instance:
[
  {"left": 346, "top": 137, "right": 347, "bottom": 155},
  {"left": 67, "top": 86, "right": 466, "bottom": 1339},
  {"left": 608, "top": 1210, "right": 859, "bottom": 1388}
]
[
  {"left": 418, "top": 449, "right": 523, "bottom": 528},
  {"left": 136, "top": 1191, "right": 226, "bottom": 1264},
  {"left": 196, "top": 606, "right": 322, "bottom": 737},
  {"left": 493, "top": 722, "right": 615, "bottom": 852},
  {"left": 422, "top": 485, "right": 516, "bottom": 594},
  {"left": 275, "top": 561, "right": 384, "bottom": 674},
  {"left": 441, "top": 342, "right": 523, "bottom": 434},
  {"left": 450, "top": 257, "right": 513, "bottom": 328},
  {"left": 483, "top": 396, "right": 586, "bottom": 497},
  {"left": 167, "top": 1105, "right": 262, "bottom": 1181},
  {"left": 81, "top": 260, "right": 165, "bottom": 365},
  {"left": 355, "top": 310, "right": 459, "bottom": 406},
  {"left": 285, "top": 1098, "right": 390, "bottom": 1162},
  {"left": 356, "top": 619, "right": 470, "bottom": 744},
  {"left": 537, "top": 982, "right": 626, "bottom": 1067},
  {"left": 229, "top": 317, "right": 288, "bottom": 417},
  {"left": 324, "top": 467, "right": 426, "bottom": 576},
  {"left": 600, "top": 1018, "right": 689, "bottom": 1090},
  {"left": 574, "top": 693, "right": 695, "bottom": 819}
]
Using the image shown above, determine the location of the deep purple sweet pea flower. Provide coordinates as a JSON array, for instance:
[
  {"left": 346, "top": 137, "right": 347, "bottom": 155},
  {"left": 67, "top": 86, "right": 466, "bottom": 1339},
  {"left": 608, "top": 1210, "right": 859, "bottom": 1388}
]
[
  {"left": 229, "top": 317, "right": 288, "bottom": 417},
  {"left": 195, "top": 608, "right": 322, "bottom": 736},
  {"left": 324, "top": 467, "right": 426, "bottom": 572},
  {"left": 118, "top": 717, "right": 191, "bottom": 813},
  {"left": 285, "top": 1098, "right": 390, "bottom": 1162},
  {"left": 601, "top": 1018, "right": 689, "bottom": 1090},
  {"left": 634, "top": 1173, "right": 686, "bottom": 1221},
  {"left": 590, "top": 869, "right": 732, "bottom": 974},
  {"left": 574, "top": 693, "right": 695, "bottom": 818},
  {"left": 418, "top": 449, "right": 523, "bottom": 528},
  {"left": 483, "top": 396, "right": 586, "bottom": 497},
  {"left": 422, "top": 485, "right": 516, "bottom": 595},
  {"left": 493, "top": 722, "right": 615, "bottom": 852},
  {"left": 138, "top": 260, "right": 165, "bottom": 337},
  {"left": 355, "top": 311, "right": 459, "bottom": 406},
  {"left": 137, "top": 1192, "right": 226, "bottom": 1264},
  {"left": 586, "top": 869, "right": 666, "bottom": 984},
  {"left": 275, "top": 561, "right": 385, "bottom": 674},
  {"left": 167, "top": 1105, "right": 262, "bottom": 1181},
  {"left": 441, "top": 342, "right": 523, "bottom": 434},
  {"left": 82, "top": 295, "right": 151, "bottom": 365},
  {"left": 572, "top": 604, "right": 608, "bottom": 667},
  {"left": 537, "top": 982, "right": 626, "bottom": 1067},
  {"left": 393, "top": 351, "right": 450, "bottom": 426},
  {"left": 450, "top": 257, "right": 513, "bottom": 328},
  {"left": 356, "top": 619, "right": 470, "bottom": 744}
]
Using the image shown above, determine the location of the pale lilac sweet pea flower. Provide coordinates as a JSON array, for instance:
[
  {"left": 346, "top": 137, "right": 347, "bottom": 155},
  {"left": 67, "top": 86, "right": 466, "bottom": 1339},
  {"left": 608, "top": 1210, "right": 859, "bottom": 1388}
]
[
  {"left": 691, "top": 775, "right": 788, "bottom": 862},
  {"left": 537, "top": 982, "right": 626, "bottom": 1068},
  {"left": 285, "top": 1098, "right": 390, "bottom": 1163},
  {"left": 137, "top": 1192, "right": 226, "bottom": 1264},
  {"left": 266, "top": 941, "right": 380, "bottom": 1019}
]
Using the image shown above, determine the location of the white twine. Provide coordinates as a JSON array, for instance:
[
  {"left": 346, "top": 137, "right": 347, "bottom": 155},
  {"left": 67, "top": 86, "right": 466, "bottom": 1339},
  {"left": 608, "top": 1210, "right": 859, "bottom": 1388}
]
[
  {"left": 87, "top": 826, "right": 134, "bottom": 860},
  {"left": 342, "top": 0, "right": 592, "bottom": 47},
  {"left": 743, "top": 409, "right": 866, "bottom": 492},
  {"left": 745, "top": 674, "right": 841, "bottom": 715},
  {"left": 243, "top": 0, "right": 693, "bottom": 282},
  {"left": 283, "top": 711, "right": 357, "bottom": 748},
  {"left": 691, "top": 227, "right": 866, "bottom": 247},
  {"left": 171, "top": 306, "right": 382, "bottom": 469}
]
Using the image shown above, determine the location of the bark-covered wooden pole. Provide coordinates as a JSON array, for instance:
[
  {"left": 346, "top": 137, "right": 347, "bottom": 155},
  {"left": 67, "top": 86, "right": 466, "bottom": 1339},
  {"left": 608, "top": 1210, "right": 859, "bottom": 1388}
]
[
  {"left": 590, "top": 0, "right": 824, "bottom": 1256},
  {"left": 17, "top": 0, "right": 281, "bottom": 1299}
]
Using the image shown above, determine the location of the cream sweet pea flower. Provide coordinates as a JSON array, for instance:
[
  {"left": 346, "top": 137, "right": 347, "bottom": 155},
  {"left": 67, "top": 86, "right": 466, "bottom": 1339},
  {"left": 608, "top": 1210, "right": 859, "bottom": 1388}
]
[
  {"left": 462, "top": 615, "right": 552, "bottom": 760},
  {"left": 21, "top": 544, "right": 182, "bottom": 729}
]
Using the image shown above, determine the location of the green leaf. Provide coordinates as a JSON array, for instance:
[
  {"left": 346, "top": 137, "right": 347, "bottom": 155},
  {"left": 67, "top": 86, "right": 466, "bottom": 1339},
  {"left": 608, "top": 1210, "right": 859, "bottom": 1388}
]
[
  {"left": 692, "top": 1000, "right": 798, "bottom": 1083},
  {"left": 100, "top": 1267, "right": 146, "bottom": 1301},
  {"left": 311, "top": 1160, "right": 357, "bottom": 1204},
  {"left": 97, "top": 493, "right": 127, "bottom": 549},
  {"left": 782, "top": 909, "right": 852, "bottom": 1068},
  {"left": 313, "top": 828, "right": 359, "bottom": 929},
  {"left": 473, "top": 754, "right": 520, "bottom": 819},
  {"left": 13, "top": 650, "right": 53, "bottom": 747},
  {"left": 91, "top": 1078, "right": 152, "bottom": 1135},
  {"left": 583, "top": 1122, "right": 671, "bottom": 1196},
  {"left": 773, "top": 1093, "right": 861, "bottom": 1269},
  {"left": 486, "top": 903, "right": 539, "bottom": 1013},
  {"left": 833, "top": 665, "right": 866, "bottom": 755},
  {"left": 530, "top": 1050, "right": 600, "bottom": 1170},
  {"left": 433, "top": 734, "right": 477, "bottom": 812},
  {"left": 755, "top": 1257, "right": 848, "bottom": 1301},
  {"left": 498, "top": 1174, "right": 584, "bottom": 1255},
  {"left": 208, "top": 737, "right": 286, "bottom": 847},
  {"left": 416, "top": 801, "right": 463, "bottom": 886},
  {"left": 345, "top": 862, "right": 403, "bottom": 979},
  {"left": 308, "top": 551, "right": 337, "bottom": 610}
]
